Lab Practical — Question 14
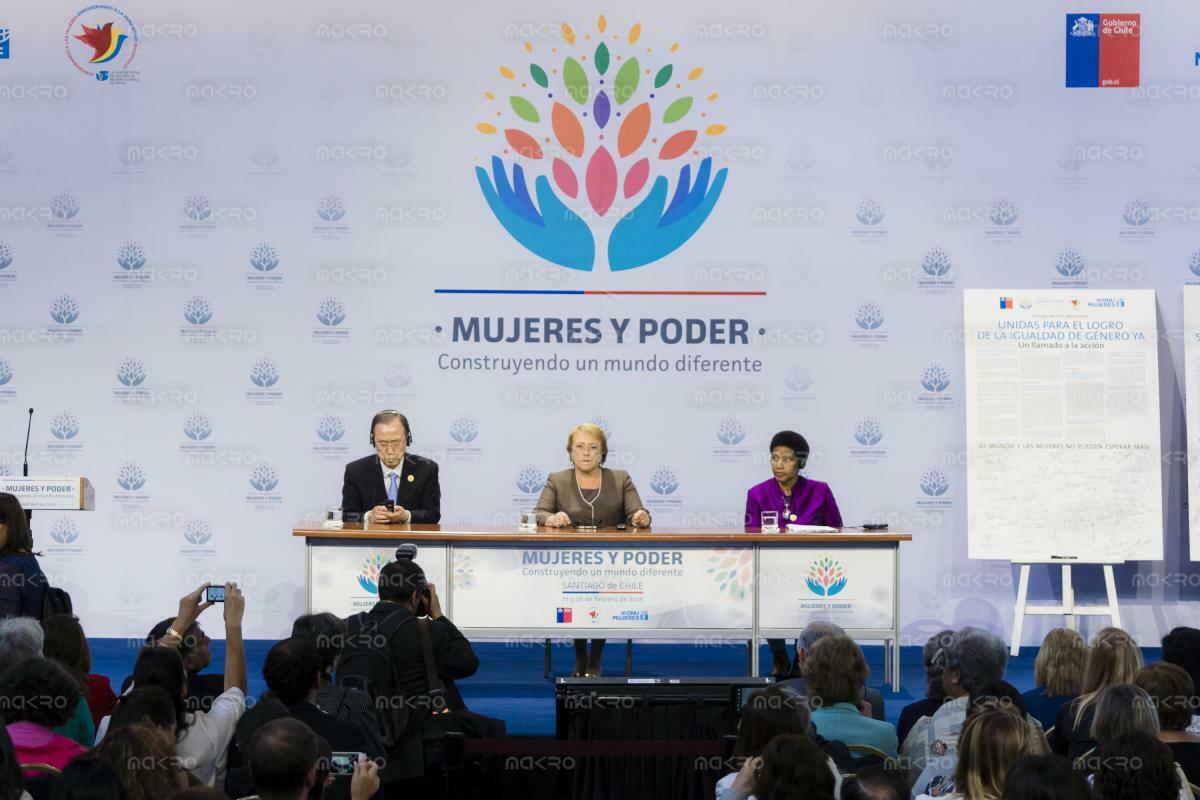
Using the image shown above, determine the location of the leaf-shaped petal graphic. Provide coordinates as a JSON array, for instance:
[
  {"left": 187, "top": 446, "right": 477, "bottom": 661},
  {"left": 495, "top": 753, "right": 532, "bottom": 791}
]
[
  {"left": 613, "top": 57, "right": 639, "bottom": 104},
  {"left": 504, "top": 129, "right": 544, "bottom": 159},
  {"left": 551, "top": 102, "right": 585, "bottom": 157},
  {"left": 552, "top": 158, "right": 579, "bottom": 198},
  {"left": 658, "top": 129, "right": 698, "bottom": 159},
  {"left": 623, "top": 158, "right": 649, "bottom": 198},
  {"left": 654, "top": 65, "right": 673, "bottom": 89},
  {"left": 509, "top": 96, "right": 540, "bottom": 123},
  {"left": 563, "top": 57, "right": 589, "bottom": 105},
  {"left": 530, "top": 63, "right": 549, "bottom": 88},
  {"left": 618, "top": 102, "right": 650, "bottom": 157},
  {"left": 593, "top": 91, "right": 611, "bottom": 129},
  {"left": 585, "top": 147, "right": 617, "bottom": 217},
  {"left": 594, "top": 42, "right": 610, "bottom": 75},
  {"left": 662, "top": 96, "right": 693, "bottom": 123}
]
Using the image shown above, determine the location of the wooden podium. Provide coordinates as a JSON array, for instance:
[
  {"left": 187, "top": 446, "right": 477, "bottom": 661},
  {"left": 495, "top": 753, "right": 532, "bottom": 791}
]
[{"left": 0, "top": 477, "right": 94, "bottom": 510}]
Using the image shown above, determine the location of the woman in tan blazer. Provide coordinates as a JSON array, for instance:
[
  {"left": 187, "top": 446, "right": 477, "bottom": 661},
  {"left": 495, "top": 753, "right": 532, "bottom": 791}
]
[{"left": 535, "top": 422, "right": 651, "bottom": 676}]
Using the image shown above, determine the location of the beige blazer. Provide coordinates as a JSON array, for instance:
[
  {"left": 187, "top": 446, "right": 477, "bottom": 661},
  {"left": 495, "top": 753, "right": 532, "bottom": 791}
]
[{"left": 534, "top": 468, "right": 648, "bottom": 527}]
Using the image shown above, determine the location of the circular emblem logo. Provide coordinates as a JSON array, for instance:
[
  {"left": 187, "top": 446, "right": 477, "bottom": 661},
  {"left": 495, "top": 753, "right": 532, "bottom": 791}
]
[{"left": 65, "top": 5, "right": 138, "bottom": 80}]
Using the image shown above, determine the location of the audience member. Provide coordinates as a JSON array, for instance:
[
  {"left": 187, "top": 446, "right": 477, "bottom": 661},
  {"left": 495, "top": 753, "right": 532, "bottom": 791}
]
[
  {"left": 0, "top": 657, "right": 87, "bottom": 771},
  {"left": 1001, "top": 754, "right": 1090, "bottom": 800},
  {"left": 92, "top": 721, "right": 188, "bottom": 799},
  {"left": 1021, "top": 628, "right": 1085, "bottom": 730},
  {"left": 726, "top": 734, "right": 836, "bottom": 800},
  {"left": 715, "top": 686, "right": 844, "bottom": 799},
  {"left": 248, "top": 718, "right": 380, "bottom": 800},
  {"left": 108, "top": 686, "right": 178, "bottom": 735},
  {"left": 47, "top": 756, "right": 129, "bottom": 800},
  {"left": 775, "top": 621, "right": 886, "bottom": 722},
  {"left": 291, "top": 612, "right": 384, "bottom": 745},
  {"left": 41, "top": 615, "right": 116, "bottom": 732},
  {"left": 969, "top": 681, "right": 1050, "bottom": 754},
  {"left": 261, "top": 638, "right": 384, "bottom": 766},
  {"left": 839, "top": 764, "right": 908, "bottom": 800},
  {"left": 1136, "top": 662, "right": 1200, "bottom": 785},
  {"left": 1091, "top": 730, "right": 1188, "bottom": 800},
  {"left": 98, "top": 583, "right": 247, "bottom": 787},
  {"left": 1162, "top": 627, "right": 1200, "bottom": 710},
  {"left": 802, "top": 634, "right": 897, "bottom": 757},
  {"left": 1087, "top": 682, "right": 1160, "bottom": 758},
  {"left": 1049, "top": 626, "right": 1142, "bottom": 760},
  {"left": 0, "top": 719, "right": 29, "bottom": 800},
  {"left": 915, "top": 702, "right": 1030, "bottom": 799},
  {"left": 0, "top": 493, "right": 45, "bottom": 620},
  {"left": 896, "top": 629, "right": 954, "bottom": 745},
  {"left": 129, "top": 618, "right": 224, "bottom": 715},
  {"left": 0, "top": 617, "right": 43, "bottom": 675},
  {"left": 903, "top": 626, "right": 1007, "bottom": 791}
]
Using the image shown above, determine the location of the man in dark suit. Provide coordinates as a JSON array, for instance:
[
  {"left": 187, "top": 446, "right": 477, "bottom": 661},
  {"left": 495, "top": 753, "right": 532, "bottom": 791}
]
[{"left": 342, "top": 410, "right": 441, "bottom": 523}]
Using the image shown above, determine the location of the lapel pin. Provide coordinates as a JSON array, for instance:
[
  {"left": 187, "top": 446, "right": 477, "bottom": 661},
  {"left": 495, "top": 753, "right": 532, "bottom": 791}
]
[{"left": 407, "top": 474, "right": 415, "bottom": 482}]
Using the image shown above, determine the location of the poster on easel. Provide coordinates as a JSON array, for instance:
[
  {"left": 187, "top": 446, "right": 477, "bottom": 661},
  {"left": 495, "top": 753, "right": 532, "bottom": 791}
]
[
  {"left": 1184, "top": 287, "right": 1200, "bottom": 559},
  {"left": 963, "top": 290, "right": 1162, "bottom": 563}
]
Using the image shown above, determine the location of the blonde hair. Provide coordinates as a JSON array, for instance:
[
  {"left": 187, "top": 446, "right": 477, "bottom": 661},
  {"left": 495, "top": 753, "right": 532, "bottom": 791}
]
[
  {"left": 954, "top": 703, "right": 1029, "bottom": 800},
  {"left": 567, "top": 423, "right": 608, "bottom": 465},
  {"left": 1034, "top": 628, "right": 1086, "bottom": 696},
  {"left": 1073, "top": 627, "right": 1143, "bottom": 728}
]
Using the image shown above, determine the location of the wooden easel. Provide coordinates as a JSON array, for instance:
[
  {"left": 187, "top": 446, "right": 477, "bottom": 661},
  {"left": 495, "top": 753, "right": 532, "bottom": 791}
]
[{"left": 1009, "top": 563, "right": 1121, "bottom": 657}]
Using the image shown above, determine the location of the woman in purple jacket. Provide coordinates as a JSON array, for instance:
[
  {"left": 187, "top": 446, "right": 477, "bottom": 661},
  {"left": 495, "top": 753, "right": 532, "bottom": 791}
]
[{"left": 745, "top": 431, "right": 843, "bottom": 676}]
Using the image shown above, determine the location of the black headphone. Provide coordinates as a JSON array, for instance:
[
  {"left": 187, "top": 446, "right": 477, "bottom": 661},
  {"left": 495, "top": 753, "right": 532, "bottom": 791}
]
[{"left": 369, "top": 409, "right": 412, "bottom": 447}]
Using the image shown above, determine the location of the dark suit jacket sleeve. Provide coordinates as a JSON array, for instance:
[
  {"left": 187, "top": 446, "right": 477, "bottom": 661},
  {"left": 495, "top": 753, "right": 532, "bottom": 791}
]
[
  {"left": 433, "top": 616, "right": 479, "bottom": 681},
  {"left": 408, "top": 459, "right": 441, "bottom": 524},
  {"left": 342, "top": 461, "right": 366, "bottom": 515}
]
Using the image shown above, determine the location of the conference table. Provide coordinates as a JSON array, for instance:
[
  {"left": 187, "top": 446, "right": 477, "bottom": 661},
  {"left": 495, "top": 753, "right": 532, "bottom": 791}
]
[{"left": 293, "top": 523, "right": 911, "bottom": 689}]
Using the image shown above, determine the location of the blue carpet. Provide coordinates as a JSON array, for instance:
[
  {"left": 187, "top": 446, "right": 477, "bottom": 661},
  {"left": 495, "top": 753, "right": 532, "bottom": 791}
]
[{"left": 87, "top": 639, "right": 1164, "bottom": 737}]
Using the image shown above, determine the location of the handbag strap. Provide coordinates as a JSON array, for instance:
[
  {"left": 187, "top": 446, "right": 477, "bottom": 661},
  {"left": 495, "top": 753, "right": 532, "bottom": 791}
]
[{"left": 416, "top": 617, "right": 447, "bottom": 697}]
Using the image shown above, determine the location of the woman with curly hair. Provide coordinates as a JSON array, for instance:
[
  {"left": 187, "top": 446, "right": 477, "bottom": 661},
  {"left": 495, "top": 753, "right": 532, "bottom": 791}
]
[
  {"left": 0, "top": 657, "right": 87, "bottom": 772},
  {"left": 92, "top": 722, "right": 188, "bottom": 800},
  {"left": 805, "top": 634, "right": 897, "bottom": 756}
]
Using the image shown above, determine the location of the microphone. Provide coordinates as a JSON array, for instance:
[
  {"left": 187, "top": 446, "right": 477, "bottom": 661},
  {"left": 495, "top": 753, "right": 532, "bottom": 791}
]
[{"left": 23, "top": 407, "right": 32, "bottom": 477}]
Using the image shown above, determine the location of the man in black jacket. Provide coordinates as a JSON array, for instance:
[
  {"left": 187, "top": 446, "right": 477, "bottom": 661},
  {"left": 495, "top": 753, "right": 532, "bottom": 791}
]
[
  {"left": 341, "top": 410, "right": 441, "bottom": 523},
  {"left": 351, "top": 555, "right": 481, "bottom": 796},
  {"left": 368, "top": 556, "right": 478, "bottom": 712}
]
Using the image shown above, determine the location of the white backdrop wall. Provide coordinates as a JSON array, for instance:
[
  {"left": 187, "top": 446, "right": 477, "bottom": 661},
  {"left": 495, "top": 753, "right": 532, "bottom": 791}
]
[{"left": 0, "top": 2, "right": 1197, "bottom": 645}]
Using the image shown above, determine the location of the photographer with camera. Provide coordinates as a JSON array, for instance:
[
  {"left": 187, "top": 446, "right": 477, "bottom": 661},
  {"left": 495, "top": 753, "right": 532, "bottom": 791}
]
[{"left": 338, "top": 545, "right": 497, "bottom": 798}]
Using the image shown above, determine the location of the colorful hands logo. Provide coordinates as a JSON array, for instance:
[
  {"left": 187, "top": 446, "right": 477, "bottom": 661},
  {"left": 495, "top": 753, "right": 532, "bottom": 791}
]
[
  {"left": 806, "top": 556, "right": 848, "bottom": 597},
  {"left": 474, "top": 16, "right": 729, "bottom": 271},
  {"left": 357, "top": 554, "right": 387, "bottom": 594}
]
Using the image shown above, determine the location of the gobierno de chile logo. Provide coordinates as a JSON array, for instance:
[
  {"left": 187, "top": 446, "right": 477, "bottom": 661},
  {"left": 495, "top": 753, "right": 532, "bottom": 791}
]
[
  {"left": 806, "top": 555, "right": 848, "bottom": 597},
  {"left": 474, "top": 16, "right": 729, "bottom": 271},
  {"left": 64, "top": 5, "right": 138, "bottom": 80}
]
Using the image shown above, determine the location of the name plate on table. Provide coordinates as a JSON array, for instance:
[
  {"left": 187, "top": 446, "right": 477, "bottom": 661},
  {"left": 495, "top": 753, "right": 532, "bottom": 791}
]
[
  {"left": 451, "top": 545, "right": 754, "bottom": 630},
  {"left": 758, "top": 547, "right": 895, "bottom": 630},
  {"left": 0, "top": 477, "right": 94, "bottom": 511}
]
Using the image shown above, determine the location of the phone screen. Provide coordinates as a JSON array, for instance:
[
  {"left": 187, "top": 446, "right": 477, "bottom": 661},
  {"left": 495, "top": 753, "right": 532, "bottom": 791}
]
[
  {"left": 329, "top": 752, "right": 363, "bottom": 775},
  {"left": 205, "top": 586, "right": 225, "bottom": 603}
]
